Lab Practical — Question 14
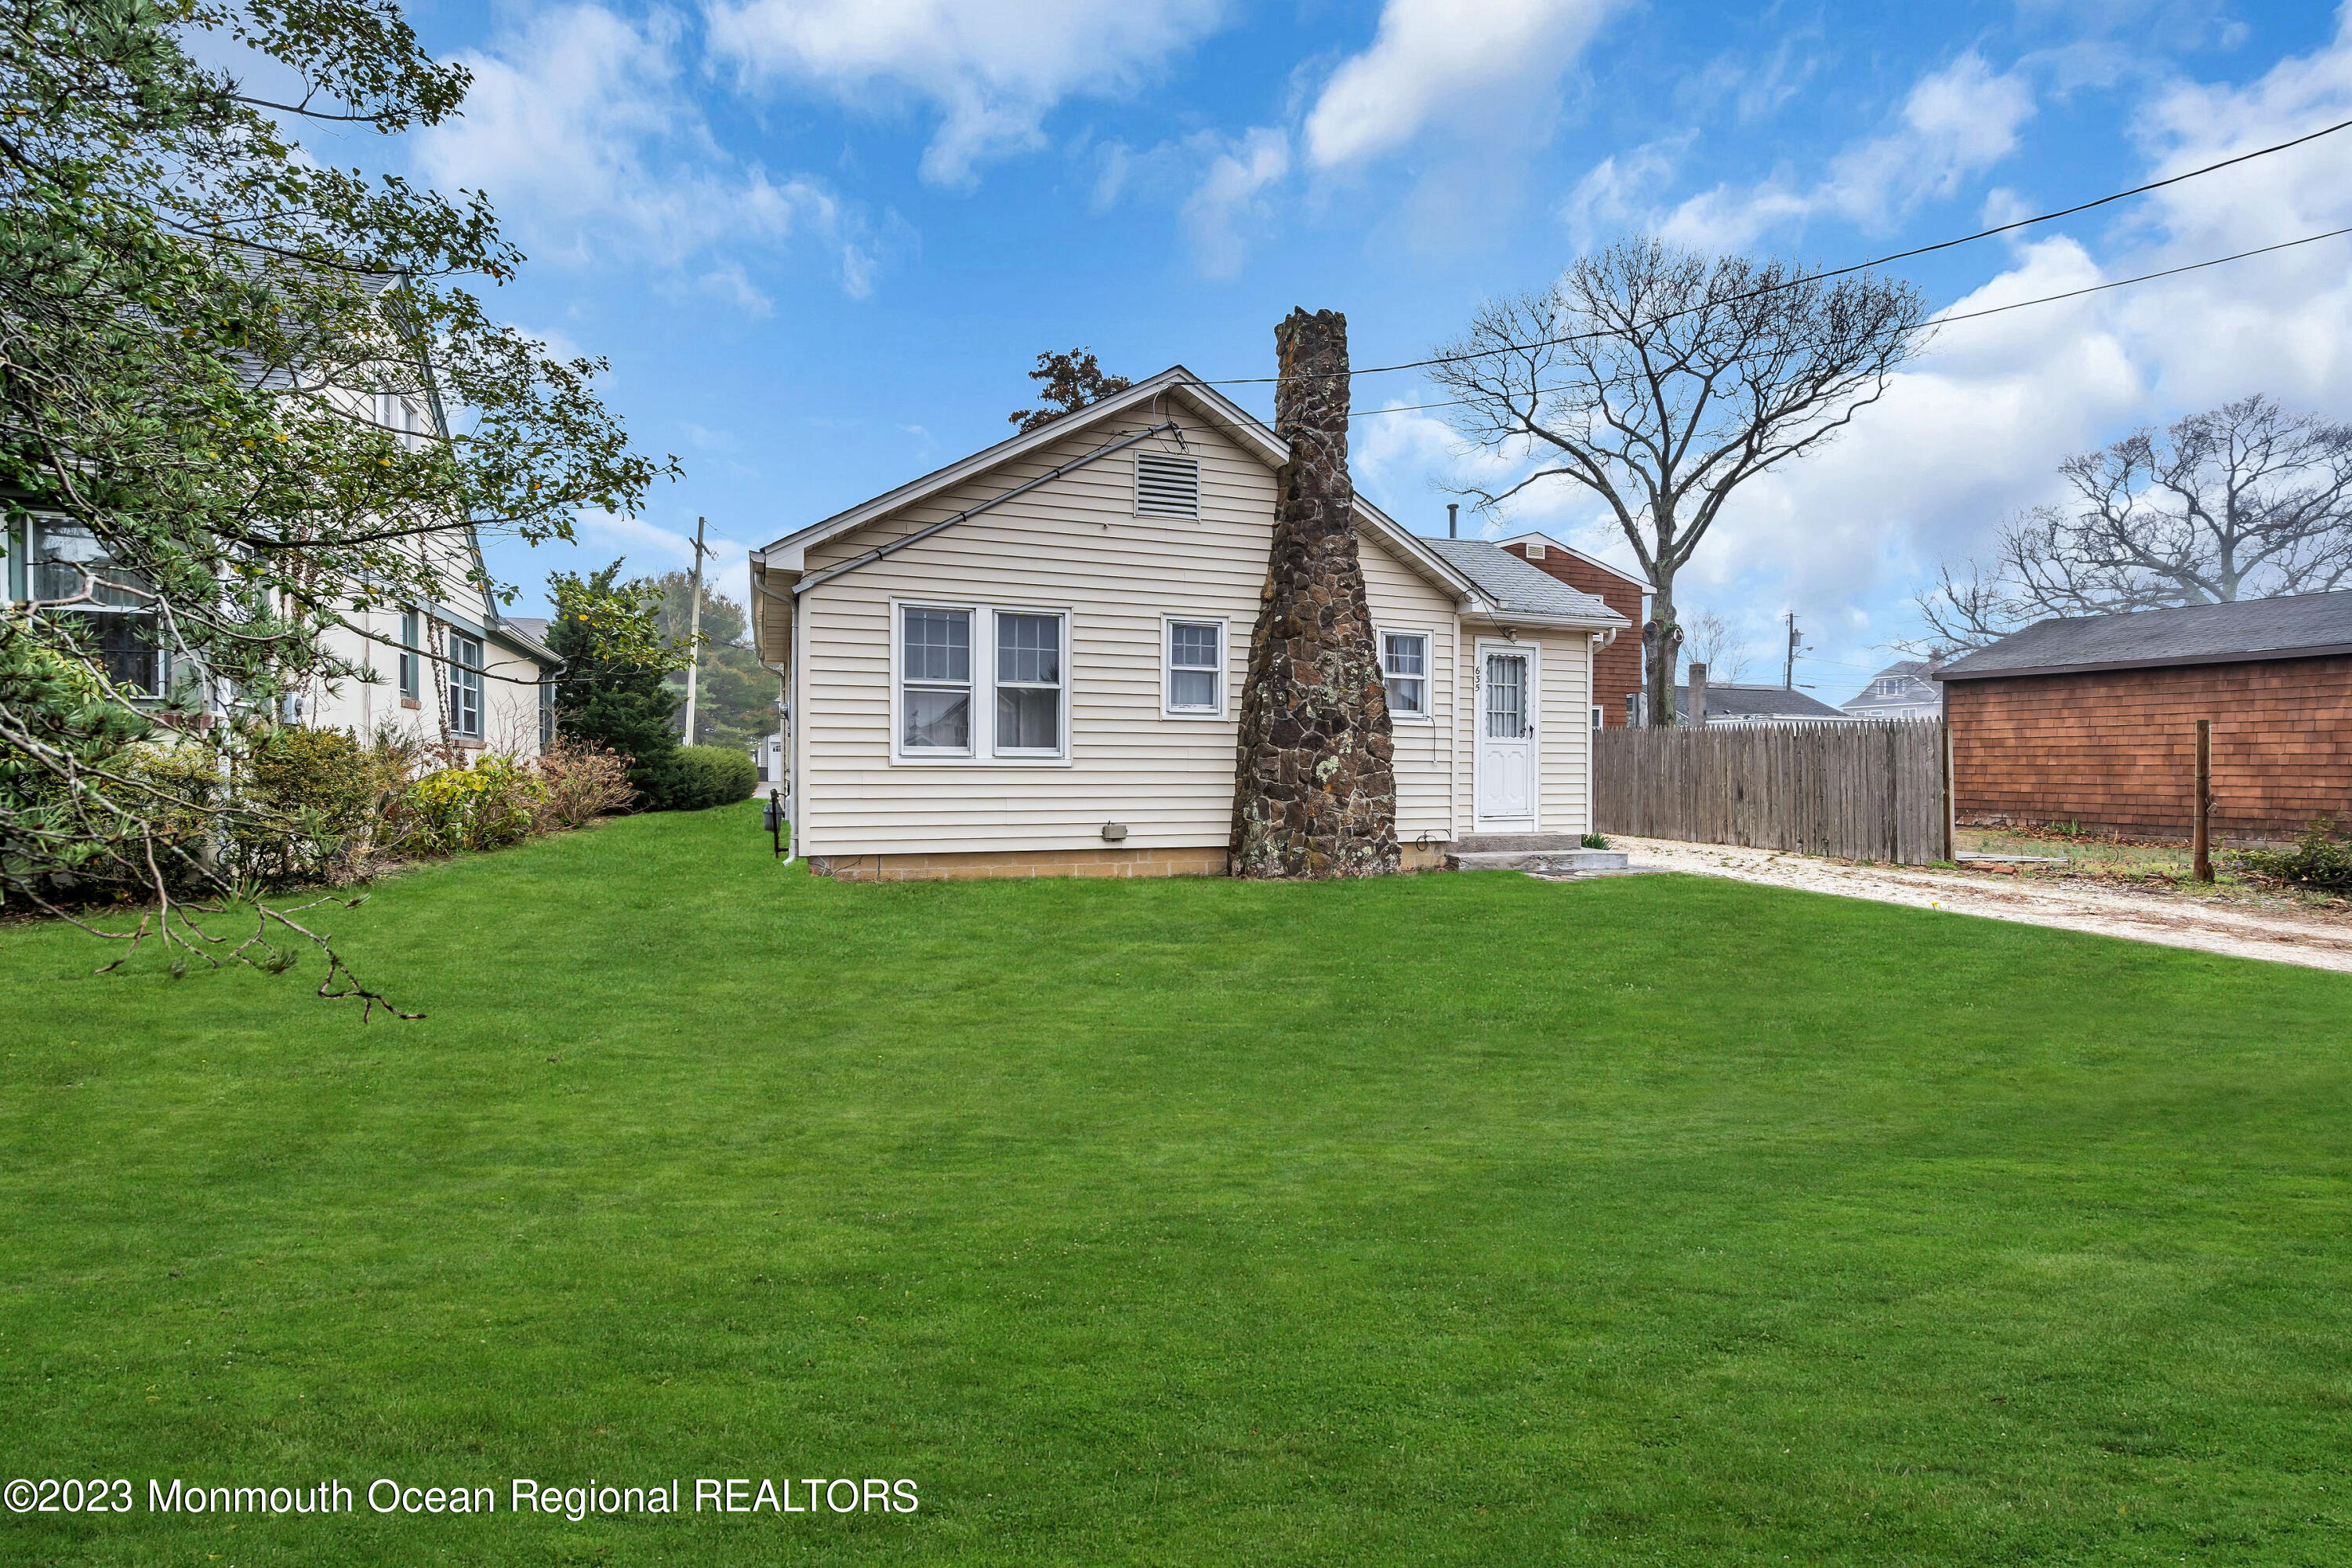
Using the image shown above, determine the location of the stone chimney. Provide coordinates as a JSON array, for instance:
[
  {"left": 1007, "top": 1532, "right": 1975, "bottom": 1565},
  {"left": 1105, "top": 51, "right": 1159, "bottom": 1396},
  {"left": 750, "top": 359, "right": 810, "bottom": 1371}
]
[{"left": 1228, "top": 308, "right": 1399, "bottom": 878}]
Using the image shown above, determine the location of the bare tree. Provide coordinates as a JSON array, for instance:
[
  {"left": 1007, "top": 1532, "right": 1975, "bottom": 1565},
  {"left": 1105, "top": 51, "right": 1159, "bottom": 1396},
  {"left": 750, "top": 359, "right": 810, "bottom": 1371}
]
[
  {"left": 1434, "top": 237, "right": 1925, "bottom": 724},
  {"left": 1914, "top": 395, "right": 2352, "bottom": 652},
  {"left": 1680, "top": 608, "right": 1752, "bottom": 684}
]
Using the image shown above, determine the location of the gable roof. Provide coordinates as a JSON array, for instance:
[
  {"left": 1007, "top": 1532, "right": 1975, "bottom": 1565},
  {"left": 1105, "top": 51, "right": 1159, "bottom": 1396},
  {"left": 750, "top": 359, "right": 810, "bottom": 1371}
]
[
  {"left": 1935, "top": 590, "right": 2352, "bottom": 681},
  {"left": 1425, "top": 539, "right": 1621, "bottom": 622},
  {"left": 753, "top": 365, "right": 1623, "bottom": 630},
  {"left": 1494, "top": 532, "right": 1649, "bottom": 589},
  {"left": 1679, "top": 683, "right": 1851, "bottom": 721}
]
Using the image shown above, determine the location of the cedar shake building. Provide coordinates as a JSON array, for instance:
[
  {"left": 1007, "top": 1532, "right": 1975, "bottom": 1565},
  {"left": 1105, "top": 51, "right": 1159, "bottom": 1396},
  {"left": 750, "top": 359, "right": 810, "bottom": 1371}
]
[
  {"left": 1935, "top": 590, "right": 2352, "bottom": 843},
  {"left": 1497, "top": 534, "right": 1646, "bottom": 728}
]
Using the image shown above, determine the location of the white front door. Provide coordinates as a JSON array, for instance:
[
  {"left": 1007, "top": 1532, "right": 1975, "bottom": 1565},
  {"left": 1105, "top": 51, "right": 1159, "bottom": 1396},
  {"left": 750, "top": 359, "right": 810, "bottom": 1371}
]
[{"left": 1476, "top": 644, "right": 1537, "bottom": 829}]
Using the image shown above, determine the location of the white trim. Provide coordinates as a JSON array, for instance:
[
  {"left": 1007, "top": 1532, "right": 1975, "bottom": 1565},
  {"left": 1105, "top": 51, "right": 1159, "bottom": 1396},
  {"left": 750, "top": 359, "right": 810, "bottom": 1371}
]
[
  {"left": 1472, "top": 637, "right": 1541, "bottom": 832},
  {"left": 887, "top": 597, "right": 1076, "bottom": 767},
  {"left": 1376, "top": 624, "right": 1436, "bottom": 724},
  {"left": 1160, "top": 614, "right": 1230, "bottom": 719},
  {"left": 989, "top": 606, "right": 1069, "bottom": 759}
]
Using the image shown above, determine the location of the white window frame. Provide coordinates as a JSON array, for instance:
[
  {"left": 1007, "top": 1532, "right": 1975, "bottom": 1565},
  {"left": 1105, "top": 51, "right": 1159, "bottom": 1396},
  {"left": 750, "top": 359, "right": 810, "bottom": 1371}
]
[
  {"left": 888, "top": 598, "right": 1074, "bottom": 766},
  {"left": 1160, "top": 615, "right": 1229, "bottom": 719},
  {"left": 989, "top": 606, "right": 1068, "bottom": 759},
  {"left": 1591, "top": 703, "right": 1605, "bottom": 731},
  {"left": 448, "top": 631, "right": 484, "bottom": 739},
  {"left": 1376, "top": 626, "right": 1436, "bottom": 724},
  {"left": 1134, "top": 452, "right": 1202, "bottom": 519}
]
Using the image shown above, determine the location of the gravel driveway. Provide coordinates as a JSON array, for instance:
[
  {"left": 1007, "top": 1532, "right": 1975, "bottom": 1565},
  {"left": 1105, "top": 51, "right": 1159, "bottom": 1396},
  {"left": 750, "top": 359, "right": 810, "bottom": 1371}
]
[{"left": 1611, "top": 837, "right": 2352, "bottom": 975}]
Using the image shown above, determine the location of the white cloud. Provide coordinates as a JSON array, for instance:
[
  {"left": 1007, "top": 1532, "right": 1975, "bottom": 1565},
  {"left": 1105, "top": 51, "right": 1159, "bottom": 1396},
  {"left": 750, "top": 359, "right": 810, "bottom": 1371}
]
[
  {"left": 416, "top": 4, "right": 878, "bottom": 297},
  {"left": 1561, "top": 134, "right": 1692, "bottom": 249},
  {"left": 1179, "top": 128, "right": 1290, "bottom": 279},
  {"left": 1657, "top": 53, "right": 2035, "bottom": 249},
  {"left": 1303, "top": 0, "right": 1614, "bottom": 169},
  {"left": 704, "top": 0, "right": 1228, "bottom": 187}
]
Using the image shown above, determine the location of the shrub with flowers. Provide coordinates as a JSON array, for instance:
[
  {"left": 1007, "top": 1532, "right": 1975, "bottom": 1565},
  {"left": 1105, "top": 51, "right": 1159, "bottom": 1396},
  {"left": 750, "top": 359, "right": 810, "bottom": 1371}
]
[{"left": 386, "top": 756, "right": 543, "bottom": 856}]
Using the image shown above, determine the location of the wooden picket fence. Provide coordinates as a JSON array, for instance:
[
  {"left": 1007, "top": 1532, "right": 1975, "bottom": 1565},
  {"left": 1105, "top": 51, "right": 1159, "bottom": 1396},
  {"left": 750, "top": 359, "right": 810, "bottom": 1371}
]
[{"left": 1595, "top": 719, "right": 1952, "bottom": 865}]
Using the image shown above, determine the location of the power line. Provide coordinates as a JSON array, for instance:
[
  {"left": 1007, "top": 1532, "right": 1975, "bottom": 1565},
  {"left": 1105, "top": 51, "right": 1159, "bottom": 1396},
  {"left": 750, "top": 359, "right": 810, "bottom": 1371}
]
[
  {"left": 1188, "top": 114, "right": 2352, "bottom": 388},
  {"left": 1306, "top": 222, "right": 2352, "bottom": 425}
]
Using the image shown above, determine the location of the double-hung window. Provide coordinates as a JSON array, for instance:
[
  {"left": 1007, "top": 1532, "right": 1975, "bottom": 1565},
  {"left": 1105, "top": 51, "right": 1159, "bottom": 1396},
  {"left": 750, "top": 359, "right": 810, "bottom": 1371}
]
[
  {"left": 1164, "top": 619, "right": 1223, "bottom": 715},
  {"left": 448, "top": 632, "right": 483, "bottom": 739},
  {"left": 993, "top": 611, "right": 1063, "bottom": 755},
  {"left": 398, "top": 611, "right": 421, "bottom": 699},
  {"left": 900, "top": 607, "right": 972, "bottom": 752},
  {"left": 1381, "top": 631, "right": 1429, "bottom": 719},
  {"left": 895, "top": 603, "right": 1069, "bottom": 760},
  {"left": 26, "top": 519, "right": 166, "bottom": 696}
]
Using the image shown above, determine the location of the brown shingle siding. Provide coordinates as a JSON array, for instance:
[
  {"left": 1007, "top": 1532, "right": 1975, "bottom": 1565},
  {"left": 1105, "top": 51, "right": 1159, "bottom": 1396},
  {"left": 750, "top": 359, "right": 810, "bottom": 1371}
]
[
  {"left": 1501, "top": 543, "right": 1646, "bottom": 725},
  {"left": 1947, "top": 654, "right": 2352, "bottom": 840}
]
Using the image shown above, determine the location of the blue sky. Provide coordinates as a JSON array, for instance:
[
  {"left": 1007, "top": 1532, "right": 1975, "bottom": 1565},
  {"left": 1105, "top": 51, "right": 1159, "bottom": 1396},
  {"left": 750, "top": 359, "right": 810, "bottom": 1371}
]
[{"left": 313, "top": 0, "right": 2352, "bottom": 698}]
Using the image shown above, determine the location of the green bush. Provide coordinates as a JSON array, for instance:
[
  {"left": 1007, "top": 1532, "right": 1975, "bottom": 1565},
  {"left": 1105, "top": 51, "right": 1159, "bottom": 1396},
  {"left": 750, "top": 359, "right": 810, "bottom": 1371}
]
[
  {"left": 2236, "top": 818, "right": 2352, "bottom": 891},
  {"left": 238, "top": 727, "right": 408, "bottom": 885},
  {"left": 662, "top": 746, "right": 757, "bottom": 811},
  {"left": 383, "top": 756, "right": 544, "bottom": 856}
]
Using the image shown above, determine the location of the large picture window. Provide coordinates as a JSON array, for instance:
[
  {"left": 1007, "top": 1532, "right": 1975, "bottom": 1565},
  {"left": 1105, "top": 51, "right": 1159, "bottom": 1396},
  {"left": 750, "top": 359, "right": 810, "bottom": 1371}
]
[
  {"left": 1381, "top": 630, "right": 1429, "bottom": 719},
  {"left": 899, "top": 606, "right": 973, "bottom": 753},
  {"left": 1164, "top": 619, "right": 1223, "bottom": 715},
  {"left": 993, "top": 611, "right": 1063, "bottom": 755},
  {"left": 448, "top": 631, "right": 483, "bottom": 739}
]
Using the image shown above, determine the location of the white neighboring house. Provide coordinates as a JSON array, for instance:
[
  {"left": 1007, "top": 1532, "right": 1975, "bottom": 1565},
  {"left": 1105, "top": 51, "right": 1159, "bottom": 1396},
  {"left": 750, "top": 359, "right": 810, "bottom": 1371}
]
[
  {"left": 5, "top": 384, "right": 557, "bottom": 760},
  {"left": 1840, "top": 659, "right": 1944, "bottom": 720},
  {"left": 747, "top": 366, "right": 1631, "bottom": 882}
]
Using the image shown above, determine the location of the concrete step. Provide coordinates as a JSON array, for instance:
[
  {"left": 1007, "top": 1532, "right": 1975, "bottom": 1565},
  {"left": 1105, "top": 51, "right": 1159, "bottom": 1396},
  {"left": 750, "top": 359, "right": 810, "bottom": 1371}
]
[
  {"left": 1447, "top": 848, "right": 1631, "bottom": 874},
  {"left": 1450, "top": 833, "right": 1594, "bottom": 853}
]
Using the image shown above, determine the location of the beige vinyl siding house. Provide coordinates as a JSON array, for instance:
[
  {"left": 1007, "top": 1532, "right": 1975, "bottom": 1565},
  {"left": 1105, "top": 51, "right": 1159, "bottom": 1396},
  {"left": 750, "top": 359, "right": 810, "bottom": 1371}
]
[{"left": 750, "top": 368, "right": 1627, "bottom": 881}]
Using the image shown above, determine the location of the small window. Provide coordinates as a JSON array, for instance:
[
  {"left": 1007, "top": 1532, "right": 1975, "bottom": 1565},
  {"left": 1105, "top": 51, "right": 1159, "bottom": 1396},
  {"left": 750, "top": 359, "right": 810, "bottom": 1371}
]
[
  {"left": 1525, "top": 543, "right": 1547, "bottom": 560},
  {"left": 448, "top": 632, "right": 483, "bottom": 738},
  {"left": 900, "top": 606, "right": 972, "bottom": 752},
  {"left": 993, "top": 611, "right": 1065, "bottom": 755},
  {"left": 1166, "top": 619, "right": 1223, "bottom": 714},
  {"left": 1591, "top": 703, "right": 1604, "bottom": 731},
  {"left": 398, "top": 611, "right": 420, "bottom": 699},
  {"left": 1135, "top": 452, "right": 1201, "bottom": 518},
  {"left": 1381, "top": 631, "right": 1428, "bottom": 718}
]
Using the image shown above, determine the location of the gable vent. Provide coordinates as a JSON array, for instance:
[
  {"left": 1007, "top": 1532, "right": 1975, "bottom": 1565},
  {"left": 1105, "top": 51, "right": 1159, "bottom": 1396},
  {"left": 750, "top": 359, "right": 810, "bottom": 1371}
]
[{"left": 1135, "top": 452, "right": 1201, "bottom": 518}]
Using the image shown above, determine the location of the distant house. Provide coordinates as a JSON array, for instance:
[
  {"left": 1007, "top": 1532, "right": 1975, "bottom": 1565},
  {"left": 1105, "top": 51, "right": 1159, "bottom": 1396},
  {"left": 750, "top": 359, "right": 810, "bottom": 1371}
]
[
  {"left": 1495, "top": 534, "right": 1646, "bottom": 728},
  {"left": 6, "top": 396, "right": 557, "bottom": 759},
  {"left": 746, "top": 366, "right": 1629, "bottom": 882},
  {"left": 1842, "top": 659, "right": 1944, "bottom": 720},
  {"left": 1629, "top": 683, "right": 1853, "bottom": 726},
  {"left": 1936, "top": 590, "right": 2352, "bottom": 841}
]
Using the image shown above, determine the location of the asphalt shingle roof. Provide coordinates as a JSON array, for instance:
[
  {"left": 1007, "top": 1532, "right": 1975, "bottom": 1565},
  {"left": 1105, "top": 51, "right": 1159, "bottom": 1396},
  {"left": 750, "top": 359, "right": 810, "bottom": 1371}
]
[
  {"left": 1677, "top": 683, "right": 1849, "bottom": 721},
  {"left": 1936, "top": 590, "right": 2352, "bottom": 680},
  {"left": 1422, "top": 538, "right": 1624, "bottom": 623}
]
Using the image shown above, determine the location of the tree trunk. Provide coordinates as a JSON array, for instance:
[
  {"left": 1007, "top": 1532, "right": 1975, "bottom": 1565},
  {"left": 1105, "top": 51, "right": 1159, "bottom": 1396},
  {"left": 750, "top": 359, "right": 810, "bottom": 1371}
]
[
  {"left": 1229, "top": 307, "right": 1399, "bottom": 878},
  {"left": 1642, "top": 578, "right": 1682, "bottom": 728}
]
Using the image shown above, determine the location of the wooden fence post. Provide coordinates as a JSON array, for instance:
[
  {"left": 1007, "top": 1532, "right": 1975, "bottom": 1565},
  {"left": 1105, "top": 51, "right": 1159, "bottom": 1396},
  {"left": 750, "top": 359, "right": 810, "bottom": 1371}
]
[
  {"left": 2193, "top": 718, "right": 2212, "bottom": 883},
  {"left": 1940, "top": 720, "right": 1955, "bottom": 864}
]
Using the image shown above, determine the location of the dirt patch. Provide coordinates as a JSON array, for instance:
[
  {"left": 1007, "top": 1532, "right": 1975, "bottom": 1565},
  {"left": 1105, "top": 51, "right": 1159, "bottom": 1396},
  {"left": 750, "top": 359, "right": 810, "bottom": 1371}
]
[{"left": 1612, "top": 837, "right": 2352, "bottom": 975}]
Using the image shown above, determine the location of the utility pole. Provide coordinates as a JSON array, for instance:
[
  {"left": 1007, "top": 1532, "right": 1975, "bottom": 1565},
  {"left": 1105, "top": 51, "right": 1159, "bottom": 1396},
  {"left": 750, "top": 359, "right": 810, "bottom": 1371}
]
[
  {"left": 683, "top": 515, "right": 708, "bottom": 746},
  {"left": 1784, "top": 612, "right": 1801, "bottom": 690}
]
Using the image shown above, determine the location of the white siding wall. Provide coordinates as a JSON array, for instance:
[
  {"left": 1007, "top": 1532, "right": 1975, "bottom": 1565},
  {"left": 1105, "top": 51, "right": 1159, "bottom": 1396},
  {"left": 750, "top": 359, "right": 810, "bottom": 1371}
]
[
  {"left": 1454, "top": 626, "right": 1595, "bottom": 836},
  {"left": 797, "top": 416, "right": 1462, "bottom": 857}
]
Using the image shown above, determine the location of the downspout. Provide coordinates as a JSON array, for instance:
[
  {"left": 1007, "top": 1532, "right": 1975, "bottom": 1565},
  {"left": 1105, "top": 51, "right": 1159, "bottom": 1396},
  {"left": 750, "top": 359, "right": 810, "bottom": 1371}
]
[{"left": 750, "top": 560, "right": 798, "bottom": 866}]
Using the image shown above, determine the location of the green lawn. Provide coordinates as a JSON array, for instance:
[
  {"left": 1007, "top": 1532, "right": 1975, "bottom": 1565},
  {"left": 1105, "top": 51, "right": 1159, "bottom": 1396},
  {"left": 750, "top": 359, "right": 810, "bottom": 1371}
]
[{"left": 4, "top": 804, "right": 2350, "bottom": 1566}]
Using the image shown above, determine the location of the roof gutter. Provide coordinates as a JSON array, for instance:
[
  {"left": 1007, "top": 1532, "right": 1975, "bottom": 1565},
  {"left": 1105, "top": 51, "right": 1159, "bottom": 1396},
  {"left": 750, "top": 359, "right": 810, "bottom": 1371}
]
[
  {"left": 1935, "top": 640, "right": 2352, "bottom": 681},
  {"left": 789, "top": 422, "right": 1180, "bottom": 599}
]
